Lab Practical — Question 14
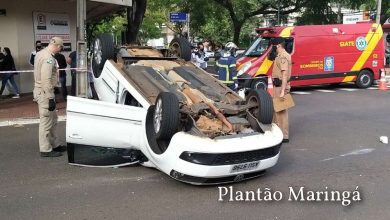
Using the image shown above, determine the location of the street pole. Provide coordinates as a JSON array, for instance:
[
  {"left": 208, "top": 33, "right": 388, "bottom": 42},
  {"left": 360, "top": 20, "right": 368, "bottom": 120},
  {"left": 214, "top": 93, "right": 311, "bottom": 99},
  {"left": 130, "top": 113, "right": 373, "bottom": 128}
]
[
  {"left": 187, "top": 13, "right": 190, "bottom": 42},
  {"left": 76, "top": 0, "right": 88, "bottom": 98},
  {"left": 376, "top": 0, "right": 382, "bottom": 24},
  {"left": 277, "top": 0, "right": 280, "bottom": 25}
]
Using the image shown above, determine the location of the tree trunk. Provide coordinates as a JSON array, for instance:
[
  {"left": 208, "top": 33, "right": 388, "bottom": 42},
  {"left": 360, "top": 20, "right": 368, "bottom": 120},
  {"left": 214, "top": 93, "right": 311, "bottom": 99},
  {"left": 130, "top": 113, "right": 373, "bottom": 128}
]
[
  {"left": 232, "top": 22, "right": 242, "bottom": 45},
  {"left": 126, "top": 0, "right": 147, "bottom": 44}
]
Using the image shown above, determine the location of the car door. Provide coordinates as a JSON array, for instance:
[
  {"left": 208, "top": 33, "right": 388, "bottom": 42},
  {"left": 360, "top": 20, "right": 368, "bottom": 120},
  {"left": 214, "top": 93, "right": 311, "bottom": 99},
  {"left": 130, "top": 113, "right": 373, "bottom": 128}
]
[{"left": 66, "top": 96, "right": 147, "bottom": 167}]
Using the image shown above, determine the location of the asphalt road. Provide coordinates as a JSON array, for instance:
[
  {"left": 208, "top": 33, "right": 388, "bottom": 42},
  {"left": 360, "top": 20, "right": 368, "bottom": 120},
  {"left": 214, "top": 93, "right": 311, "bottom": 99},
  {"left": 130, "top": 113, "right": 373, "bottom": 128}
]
[{"left": 1, "top": 85, "right": 390, "bottom": 220}]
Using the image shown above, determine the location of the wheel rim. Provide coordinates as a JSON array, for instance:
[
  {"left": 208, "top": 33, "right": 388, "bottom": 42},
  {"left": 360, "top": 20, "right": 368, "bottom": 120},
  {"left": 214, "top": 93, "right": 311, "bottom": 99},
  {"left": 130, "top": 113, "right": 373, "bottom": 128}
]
[
  {"left": 93, "top": 38, "right": 102, "bottom": 65},
  {"left": 254, "top": 81, "right": 267, "bottom": 90},
  {"left": 360, "top": 74, "right": 371, "bottom": 86},
  {"left": 154, "top": 99, "right": 163, "bottom": 133},
  {"left": 170, "top": 42, "right": 181, "bottom": 58}
]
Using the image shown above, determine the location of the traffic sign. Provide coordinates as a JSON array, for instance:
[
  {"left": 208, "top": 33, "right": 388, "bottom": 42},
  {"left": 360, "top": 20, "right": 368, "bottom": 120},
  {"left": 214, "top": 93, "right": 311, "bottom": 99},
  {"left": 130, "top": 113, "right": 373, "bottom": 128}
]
[{"left": 170, "top": 12, "right": 187, "bottom": 22}]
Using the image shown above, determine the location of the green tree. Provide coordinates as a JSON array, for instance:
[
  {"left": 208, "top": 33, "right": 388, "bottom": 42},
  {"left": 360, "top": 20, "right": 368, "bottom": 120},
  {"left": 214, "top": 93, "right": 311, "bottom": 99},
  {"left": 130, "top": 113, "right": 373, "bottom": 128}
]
[{"left": 211, "top": 0, "right": 304, "bottom": 44}]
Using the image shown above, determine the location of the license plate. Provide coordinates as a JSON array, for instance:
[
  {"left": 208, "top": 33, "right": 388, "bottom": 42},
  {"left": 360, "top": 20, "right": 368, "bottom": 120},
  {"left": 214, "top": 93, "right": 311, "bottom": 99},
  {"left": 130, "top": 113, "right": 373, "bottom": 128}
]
[{"left": 230, "top": 161, "right": 260, "bottom": 173}]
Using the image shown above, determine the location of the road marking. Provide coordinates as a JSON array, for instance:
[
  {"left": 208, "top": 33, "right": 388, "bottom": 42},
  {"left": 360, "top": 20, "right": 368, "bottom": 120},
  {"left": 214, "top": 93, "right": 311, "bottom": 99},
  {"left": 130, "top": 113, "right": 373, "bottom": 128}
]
[
  {"left": 291, "top": 91, "right": 311, "bottom": 95},
  {"left": 0, "top": 115, "right": 66, "bottom": 127},
  {"left": 338, "top": 88, "right": 359, "bottom": 92},
  {"left": 367, "top": 87, "right": 379, "bottom": 90},
  {"left": 315, "top": 89, "right": 336, "bottom": 93},
  {"left": 321, "top": 148, "right": 376, "bottom": 162}
]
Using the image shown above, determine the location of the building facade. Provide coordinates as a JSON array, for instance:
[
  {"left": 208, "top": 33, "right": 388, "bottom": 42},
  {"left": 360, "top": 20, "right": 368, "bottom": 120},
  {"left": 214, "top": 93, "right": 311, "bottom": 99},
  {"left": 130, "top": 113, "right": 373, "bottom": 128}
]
[{"left": 0, "top": 0, "right": 78, "bottom": 94}]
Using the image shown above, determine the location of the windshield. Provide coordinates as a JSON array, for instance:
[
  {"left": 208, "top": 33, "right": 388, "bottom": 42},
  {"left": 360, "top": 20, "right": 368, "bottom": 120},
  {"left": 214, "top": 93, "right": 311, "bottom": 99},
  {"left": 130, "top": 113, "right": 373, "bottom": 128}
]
[{"left": 244, "top": 37, "right": 270, "bottom": 57}]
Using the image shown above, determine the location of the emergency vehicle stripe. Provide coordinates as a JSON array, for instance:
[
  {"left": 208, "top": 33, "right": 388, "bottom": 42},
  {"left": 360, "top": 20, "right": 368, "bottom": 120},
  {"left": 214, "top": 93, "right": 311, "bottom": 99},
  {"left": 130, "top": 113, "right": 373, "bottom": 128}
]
[
  {"left": 279, "top": 27, "right": 294, "bottom": 37},
  {"left": 237, "top": 58, "right": 257, "bottom": 71},
  {"left": 342, "top": 76, "right": 356, "bottom": 82},
  {"left": 255, "top": 27, "right": 295, "bottom": 76},
  {"left": 255, "top": 58, "right": 273, "bottom": 76},
  {"left": 351, "top": 24, "right": 383, "bottom": 72}
]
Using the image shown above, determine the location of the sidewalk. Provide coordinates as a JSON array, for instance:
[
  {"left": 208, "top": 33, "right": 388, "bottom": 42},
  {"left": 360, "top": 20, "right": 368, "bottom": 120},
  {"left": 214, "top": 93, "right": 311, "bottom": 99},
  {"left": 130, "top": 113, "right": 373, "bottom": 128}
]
[{"left": 0, "top": 93, "right": 66, "bottom": 127}]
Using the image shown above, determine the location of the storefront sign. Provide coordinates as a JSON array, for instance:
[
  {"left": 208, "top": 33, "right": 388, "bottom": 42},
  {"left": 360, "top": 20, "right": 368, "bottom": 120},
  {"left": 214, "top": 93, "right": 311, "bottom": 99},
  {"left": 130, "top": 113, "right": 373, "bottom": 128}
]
[{"left": 33, "top": 11, "right": 71, "bottom": 51}]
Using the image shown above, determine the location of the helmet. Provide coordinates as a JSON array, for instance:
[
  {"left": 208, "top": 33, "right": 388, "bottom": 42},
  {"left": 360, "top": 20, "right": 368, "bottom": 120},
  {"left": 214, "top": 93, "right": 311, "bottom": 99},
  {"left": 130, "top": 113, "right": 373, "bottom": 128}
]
[
  {"left": 225, "top": 42, "right": 238, "bottom": 51},
  {"left": 224, "top": 42, "right": 238, "bottom": 57}
]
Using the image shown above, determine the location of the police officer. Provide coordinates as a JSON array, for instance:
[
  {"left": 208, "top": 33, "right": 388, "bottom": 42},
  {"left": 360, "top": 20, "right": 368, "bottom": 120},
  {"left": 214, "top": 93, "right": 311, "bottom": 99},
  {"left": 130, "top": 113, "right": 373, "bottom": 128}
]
[
  {"left": 33, "top": 37, "right": 66, "bottom": 157},
  {"left": 271, "top": 37, "right": 291, "bottom": 143},
  {"left": 216, "top": 42, "right": 238, "bottom": 90}
]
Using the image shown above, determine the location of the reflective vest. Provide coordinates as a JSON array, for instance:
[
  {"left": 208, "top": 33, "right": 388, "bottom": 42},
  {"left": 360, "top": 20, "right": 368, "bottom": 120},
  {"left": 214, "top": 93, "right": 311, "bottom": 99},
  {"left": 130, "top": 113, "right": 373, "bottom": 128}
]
[{"left": 216, "top": 56, "right": 237, "bottom": 84}]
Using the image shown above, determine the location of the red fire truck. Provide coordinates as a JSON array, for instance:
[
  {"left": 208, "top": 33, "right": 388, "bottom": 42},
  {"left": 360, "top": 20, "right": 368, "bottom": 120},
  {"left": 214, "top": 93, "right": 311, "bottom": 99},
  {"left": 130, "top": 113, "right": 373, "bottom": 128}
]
[{"left": 236, "top": 23, "right": 385, "bottom": 89}]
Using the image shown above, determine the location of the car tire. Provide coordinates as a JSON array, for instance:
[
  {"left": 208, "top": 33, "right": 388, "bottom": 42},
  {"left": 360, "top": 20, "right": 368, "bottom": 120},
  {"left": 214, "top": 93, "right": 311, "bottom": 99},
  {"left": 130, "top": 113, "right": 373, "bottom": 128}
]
[
  {"left": 246, "top": 89, "right": 274, "bottom": 124},
  {"left": 251, "top": 78, "right": 268, "bottom": 91},
  {"left": 356, "top": 70, "right": 373, "bottom": 88},
  {"left": 92, "top": 34, "right": 115, "bottom": 78},
  {"left": 169, "top": 37, "right": 192, "bottom": 61},
  {"left": 153, "top": 92, "right": 180, "bottom": 140}
]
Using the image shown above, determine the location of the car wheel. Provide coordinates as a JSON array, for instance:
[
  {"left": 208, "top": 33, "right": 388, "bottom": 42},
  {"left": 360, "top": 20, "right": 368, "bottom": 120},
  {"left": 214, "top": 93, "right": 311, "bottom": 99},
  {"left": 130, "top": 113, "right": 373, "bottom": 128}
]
[
  {"left": 356, "top": 70, "right": 373, "bottom": 88},
  {"left": 169, "top": 37, "right": 192, "bottom": 61},
  {"left": 153, "top": 92, "right": 180, "bottom": 140},
  {"left": 251, "top": 78, "right": 268, "bottom": 91},
  {"left": 92, "top": 34, "right": 115, "bottom": 78},
  {"left": 246, "top": 89, "right": 274, "bottom": 124}
]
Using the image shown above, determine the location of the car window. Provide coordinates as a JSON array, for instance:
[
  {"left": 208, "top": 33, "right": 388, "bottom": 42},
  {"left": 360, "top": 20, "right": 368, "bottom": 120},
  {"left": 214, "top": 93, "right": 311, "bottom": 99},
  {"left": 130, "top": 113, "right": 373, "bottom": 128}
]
[
  {"left": 245, "top": 38, "right": 270, "bottom": 57},
  {"left": 124, "top": 92, "right": 142, "bottom": 107}
]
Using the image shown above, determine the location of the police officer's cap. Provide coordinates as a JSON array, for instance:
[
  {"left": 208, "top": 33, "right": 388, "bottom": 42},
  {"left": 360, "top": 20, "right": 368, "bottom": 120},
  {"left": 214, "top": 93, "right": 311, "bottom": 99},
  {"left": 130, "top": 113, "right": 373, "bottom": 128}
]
[
  {"left": 50, "top": 37, "right": 64, "bottom": 46},
  {"left": 271, "top": 37, "right": 285, "bottom": 45}
]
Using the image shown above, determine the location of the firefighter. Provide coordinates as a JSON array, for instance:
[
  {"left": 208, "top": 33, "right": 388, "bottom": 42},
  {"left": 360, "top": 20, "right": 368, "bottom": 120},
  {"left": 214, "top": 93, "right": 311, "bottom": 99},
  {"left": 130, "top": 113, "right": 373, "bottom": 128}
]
[
  {"left": 33, "top": 37, "right": 67, "bottom": 157},
  {"left": 271, "top": 37, "right": 291, "bottom": 143},
  {"left": 216, "top": 42, "right": 238, "bottom": 90}
]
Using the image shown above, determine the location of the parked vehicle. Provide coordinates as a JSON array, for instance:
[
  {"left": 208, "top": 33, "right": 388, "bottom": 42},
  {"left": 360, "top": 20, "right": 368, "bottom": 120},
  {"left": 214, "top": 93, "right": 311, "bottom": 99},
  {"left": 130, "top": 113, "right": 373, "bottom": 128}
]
[
  {"left": 66, "top": 34, "right": 283, "bottom": 185},
  {"left": 236, "top": 23, "right": 385, "bottom": 90}
]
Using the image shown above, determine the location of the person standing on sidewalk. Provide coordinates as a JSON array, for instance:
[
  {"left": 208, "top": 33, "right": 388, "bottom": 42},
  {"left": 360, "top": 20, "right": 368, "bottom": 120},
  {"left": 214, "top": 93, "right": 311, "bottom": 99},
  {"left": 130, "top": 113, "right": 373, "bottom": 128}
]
[
  {"left": 33, "top": 37, "right": 66, "bottom": 157},
  {"left": 29, "top": 40, "right": 43, "bottom": 66},
  {"left": 0, "top": 47, "right": 20, "bottom": 99},
  {"left": 271, "top": 37, "right": 292, "bottom": 143},
  {"left": 67, "top": 51, "right": 77, "bottom": 96},
  {"left": 54, "top": 51, "right": 68, "bottom": 101}
]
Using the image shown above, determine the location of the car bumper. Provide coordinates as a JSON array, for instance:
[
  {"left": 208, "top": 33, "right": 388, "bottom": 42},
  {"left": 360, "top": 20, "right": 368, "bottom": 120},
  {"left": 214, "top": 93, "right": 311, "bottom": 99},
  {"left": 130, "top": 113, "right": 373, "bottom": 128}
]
[
  {"left": 237, "top": 73, "right": 253, "bottom": 88},
  {"left": 147, "top": 123, "right": 283, "bottom": 185}
]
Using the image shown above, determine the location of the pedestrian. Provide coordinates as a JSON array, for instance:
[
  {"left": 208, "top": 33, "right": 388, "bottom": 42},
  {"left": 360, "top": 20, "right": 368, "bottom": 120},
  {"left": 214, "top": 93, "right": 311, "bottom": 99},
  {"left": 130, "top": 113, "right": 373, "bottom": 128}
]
[
  {"left": 67, "top": 50, "right": 77, "bottom": 96},
  {"left": 193, "top": 42, "right": 208, "bottom": 70},
  {"left": 270, "top": 37, "right": 292, "bottom": 143},
  {"left": 0, "top": 47, "right": 4, "bottom": 71},
  {"left": 216, "top": 42, "right": 238, "bottom": 90},
  {"left": 29, "top": 40, "right": 43, "bottom": 66},
  {"left": 67, "top": 51, "right": 98, "bottom": 99},
  {"left": 54, "top": 51, "right": 68, "bottom": 101},
  {"left": 33, "top": 37, "right": 66, "bottom": 157},
  {"left": 0, "top": 47, "right": 20, "bottom": 98}
]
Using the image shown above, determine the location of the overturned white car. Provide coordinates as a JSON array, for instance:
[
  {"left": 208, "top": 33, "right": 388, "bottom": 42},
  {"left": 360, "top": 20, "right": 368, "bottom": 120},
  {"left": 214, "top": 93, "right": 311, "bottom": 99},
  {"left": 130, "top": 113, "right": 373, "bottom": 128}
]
[{"left": 66, "top": 35, "right": 283, "bottom": 185}]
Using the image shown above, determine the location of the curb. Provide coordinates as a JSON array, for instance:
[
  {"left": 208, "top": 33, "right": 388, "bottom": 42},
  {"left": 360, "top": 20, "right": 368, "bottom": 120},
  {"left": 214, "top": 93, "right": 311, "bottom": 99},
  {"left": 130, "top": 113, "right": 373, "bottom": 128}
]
[{"left": 0, "top": 115, "right": 67, "bottom": 127}]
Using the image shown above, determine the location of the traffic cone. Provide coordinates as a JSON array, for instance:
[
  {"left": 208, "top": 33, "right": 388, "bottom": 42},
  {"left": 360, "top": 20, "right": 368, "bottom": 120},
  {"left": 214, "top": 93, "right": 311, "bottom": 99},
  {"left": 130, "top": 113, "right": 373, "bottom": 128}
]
[
  {"left": 378, "top": 69, "right": 388, "bottom": 91},
  {"left": 267, "top": 77, "right": 274, "bottom": 96}
]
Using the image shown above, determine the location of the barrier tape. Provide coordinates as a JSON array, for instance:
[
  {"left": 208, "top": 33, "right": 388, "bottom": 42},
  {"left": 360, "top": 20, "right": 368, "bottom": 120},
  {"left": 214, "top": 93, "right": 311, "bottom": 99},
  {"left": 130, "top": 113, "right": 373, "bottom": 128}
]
[
  {"left": 1, "top": 67, "right": 269, "bottom": 80},
  {"left": 0, "top": 67, "right": 88, "bottom": 74}
]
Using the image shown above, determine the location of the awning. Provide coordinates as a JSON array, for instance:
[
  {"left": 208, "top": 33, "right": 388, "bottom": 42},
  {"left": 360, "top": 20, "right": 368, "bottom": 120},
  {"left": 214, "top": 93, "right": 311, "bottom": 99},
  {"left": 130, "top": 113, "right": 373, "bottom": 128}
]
[
  {"left": 52, "top": 0, "right": 132, "bottom": 20},
  {"left": 87, "top": 0, "right": 132, "bottom": 20}
]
